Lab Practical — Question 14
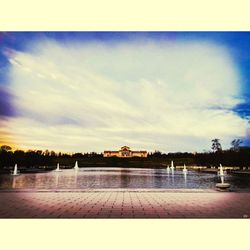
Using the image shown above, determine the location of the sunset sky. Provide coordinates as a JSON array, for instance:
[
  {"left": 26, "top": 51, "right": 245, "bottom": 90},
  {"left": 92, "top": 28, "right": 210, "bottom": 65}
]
[{"left": 0, "top": 32, "right": 249, "bottom": 153}]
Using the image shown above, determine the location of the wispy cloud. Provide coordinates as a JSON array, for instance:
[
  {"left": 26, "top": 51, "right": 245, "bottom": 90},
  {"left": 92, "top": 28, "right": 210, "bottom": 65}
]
[
  {"left": 4, "top": 38, "right": 248, "bottom": 152},
  {"left": 0, "top": 86, "right": 15, "bottom": 117}
]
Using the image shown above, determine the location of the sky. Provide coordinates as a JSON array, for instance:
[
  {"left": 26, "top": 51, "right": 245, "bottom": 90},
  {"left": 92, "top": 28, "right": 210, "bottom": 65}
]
[{"left": 0, "top": 32, "right": 249, "bottom": 153}]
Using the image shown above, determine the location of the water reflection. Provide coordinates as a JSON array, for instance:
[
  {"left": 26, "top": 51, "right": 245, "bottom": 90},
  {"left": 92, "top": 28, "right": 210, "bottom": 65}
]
[
  {"left": 154, "top": 169, "right": 164, "bottom": 188},
  {"left": 167, "top": 172, "right": 170, "bottom": 179},
  {"left": 55, "top": 172, "right": 59, "bottom": 188},
  {"left": 171, "top": 169, "right": 175, "bottom": 186},
  {"left": 12, "top": 176, "right": 17, "bottom": 188},
  {"left": 74, "top": 170, "right": 78, "bottom": 188},
  {"left": 183, "top": 172, "right": 187, "bottom": 187},
  {"left": 120, "top": 168, "right": 131, "bottom": 188}
]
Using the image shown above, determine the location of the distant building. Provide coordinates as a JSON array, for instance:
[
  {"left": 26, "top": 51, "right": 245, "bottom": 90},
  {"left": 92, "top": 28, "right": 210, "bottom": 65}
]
[{"left": 103, "top": 146, "right": 148, "bottom": 158}]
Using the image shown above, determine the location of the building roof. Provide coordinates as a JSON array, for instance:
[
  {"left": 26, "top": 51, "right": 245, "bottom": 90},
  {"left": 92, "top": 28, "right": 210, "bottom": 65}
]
[{"left": 104, "top": 147, "right": 147, "bottom": 153}]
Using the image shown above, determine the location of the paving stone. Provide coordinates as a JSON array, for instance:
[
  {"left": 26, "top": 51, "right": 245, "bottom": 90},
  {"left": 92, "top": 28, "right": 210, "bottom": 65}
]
[{"left": 0, "top": 190, "right": 249, "bottom": 218}]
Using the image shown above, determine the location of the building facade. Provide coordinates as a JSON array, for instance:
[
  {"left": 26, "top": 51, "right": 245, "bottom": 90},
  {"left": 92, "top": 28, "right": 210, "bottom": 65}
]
[{"left": 103, "top": 146, "right": 148, "bottom": 158}]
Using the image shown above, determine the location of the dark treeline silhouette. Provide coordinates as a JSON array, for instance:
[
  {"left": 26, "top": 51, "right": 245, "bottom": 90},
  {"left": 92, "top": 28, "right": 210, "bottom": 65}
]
[
  {"left": 194, "top": 148, "right": 250, "bottom": 167},
  {"left": 1, "top": 143, "right": 250, "bottom": 170},
  {"left": 0, "top": 146, "right": 103, "bottom": 169}
]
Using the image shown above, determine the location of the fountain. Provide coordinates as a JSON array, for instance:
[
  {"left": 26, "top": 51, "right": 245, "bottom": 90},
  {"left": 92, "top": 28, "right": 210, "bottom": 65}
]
[
  {"left": 183, "top": 164, "right": 188, "bottom": 173},
  {"left": 74, "top": 161, "right": 79, "bottom": 171},
  {"left": 166, "top": 165, "right": 170, "bottom": 173},
  {"left": 216, "top": 164, "right": 230, "bottom": 191},
  {"left": 218, "top": 164, "right": 224, "bottom": 176},
  {"left": 10, "top": 164, "right": 20, "bottom": 176},
  {"left": 170, "top": 161, "right": 174, "bottom": 172},
  {"left": 55, "top": 163, "right": 62, "bottom": 172}
]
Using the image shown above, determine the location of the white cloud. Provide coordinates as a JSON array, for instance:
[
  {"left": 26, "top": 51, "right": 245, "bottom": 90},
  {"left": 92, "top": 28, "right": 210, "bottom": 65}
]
[{"left": 5, "top": 38, "right": 248, "bottom": 152}]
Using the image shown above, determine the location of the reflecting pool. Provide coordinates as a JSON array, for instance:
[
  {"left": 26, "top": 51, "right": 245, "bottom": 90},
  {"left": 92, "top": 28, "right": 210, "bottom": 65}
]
[{"left": 0, "top": 168, "right": 249, "bottom": 190}]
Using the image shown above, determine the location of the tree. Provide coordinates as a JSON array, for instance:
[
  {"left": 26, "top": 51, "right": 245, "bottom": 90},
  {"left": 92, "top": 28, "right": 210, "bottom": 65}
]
[
  {"left": 50, "top": 151, "right": 56, "bottom": 157},
  {"left": 230, "top": 139, "right": 243, "bottom": 152},
  {"left": 44, "top": 149, "right": 50, "bottom": 156},
  {"left": 36, "top": 150, "right": 42, "bottom": 155},
  {"left": 152, "top": 150, "right": 162, "bottom": 157},
  {"left": 211, "top": 139, "right": 222, "bottom": 153},
  {"left": 0, "top": 145, "right": 12, "bottom": 152},
  {"left": 72, "top": 153, "right": 83, "bottom": 158}
]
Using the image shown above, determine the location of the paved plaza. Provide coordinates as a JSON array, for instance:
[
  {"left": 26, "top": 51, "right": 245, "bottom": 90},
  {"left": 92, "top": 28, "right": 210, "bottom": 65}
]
[{"left": 0, "top": 189, "right": 249, "bottom": 218}]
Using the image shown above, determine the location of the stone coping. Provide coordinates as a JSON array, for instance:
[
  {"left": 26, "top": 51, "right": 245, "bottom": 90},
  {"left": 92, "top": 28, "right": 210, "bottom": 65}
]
[
  {"left": 1, "top": 188, "right": 250, "bottom": 193},
  {"left": 1, "top": 188, "right": 249, "bottom": 193}
]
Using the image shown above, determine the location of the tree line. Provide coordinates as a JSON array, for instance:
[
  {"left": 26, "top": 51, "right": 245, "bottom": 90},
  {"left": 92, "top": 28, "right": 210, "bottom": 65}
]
[{"left": 0, "top": 138, "right": 249, "bottom": 169}]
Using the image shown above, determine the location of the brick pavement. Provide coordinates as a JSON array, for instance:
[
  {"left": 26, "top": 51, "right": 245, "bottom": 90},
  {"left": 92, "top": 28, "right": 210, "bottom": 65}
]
[{"left": 0, "top": 189, "right": 249, "bottom": 218}]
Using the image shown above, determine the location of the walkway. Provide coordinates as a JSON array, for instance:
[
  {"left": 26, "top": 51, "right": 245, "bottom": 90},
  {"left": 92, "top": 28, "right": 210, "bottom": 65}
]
[{"left": 0, "top": 189, "right": 249, "bottom": 218}]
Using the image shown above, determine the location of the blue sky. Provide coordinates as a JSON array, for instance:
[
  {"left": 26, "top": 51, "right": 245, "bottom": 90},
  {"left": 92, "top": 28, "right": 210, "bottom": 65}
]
[{"left": 0, "top": 32, "right": 249, "bottom": 152}]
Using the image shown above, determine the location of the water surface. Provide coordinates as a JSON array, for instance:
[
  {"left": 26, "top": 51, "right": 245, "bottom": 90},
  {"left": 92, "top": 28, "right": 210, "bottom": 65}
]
[{"left": 0, "top": 168, "right": 249, "bottom": 190}]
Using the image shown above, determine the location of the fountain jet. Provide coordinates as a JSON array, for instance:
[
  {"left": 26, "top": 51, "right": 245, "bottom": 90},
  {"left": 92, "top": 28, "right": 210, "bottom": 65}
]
[
  {"left": 218, "top": 164, "right": 224, "bottom": 176},
  {"left": 183, "top": 164, "right": 188, "bottom": 173},
  {"left": 55, "top": 163, "right": 62, "bottom": 172},
  {"left": 74, "top": 161, "right": 79, "bottom": 171},
  {"left": 11, "top": 164, "right": 20, "bottom": 176},
  {"left": 166, "top": 166, "right": 170, "bottom": 173},
  {"left": 170, "top": 161, "right": 174, "bottom": 171}
]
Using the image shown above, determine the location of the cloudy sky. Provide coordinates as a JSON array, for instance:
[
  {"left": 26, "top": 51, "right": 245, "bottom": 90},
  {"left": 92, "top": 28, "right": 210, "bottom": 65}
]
[{"left": 0, "top": 32, "right": 249, "bottom": 153}]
